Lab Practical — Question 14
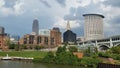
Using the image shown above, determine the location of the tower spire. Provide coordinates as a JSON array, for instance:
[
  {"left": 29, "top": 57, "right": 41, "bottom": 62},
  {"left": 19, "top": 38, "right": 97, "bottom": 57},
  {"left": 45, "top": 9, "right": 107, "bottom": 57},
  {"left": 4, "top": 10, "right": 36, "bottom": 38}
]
[{"left": 67, "top": 21, "right": 71, "bottom": 30}]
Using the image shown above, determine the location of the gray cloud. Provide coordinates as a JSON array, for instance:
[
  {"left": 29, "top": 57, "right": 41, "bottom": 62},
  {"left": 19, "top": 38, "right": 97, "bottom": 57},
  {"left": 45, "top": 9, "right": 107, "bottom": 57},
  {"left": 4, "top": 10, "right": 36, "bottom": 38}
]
[
  {"left": 64, "top": 3, "right": 102, "bottom": 21},
  {"left": 64, "top": 7, "right": 75, "bottom": 20},
  {"left": 56, "top": 0, "right": 66, "bottom": 7},
  {"left": 72, "top": 22, "right": 84, "bottom": 37},
  {"left": 39, "top": 0, "right": 51, "bottom": 8},
  {"left": 110, "top": 16, "right": 120, "bottom": 24},
  {"left": 104, "top": 15, "right": 120, "bottom": 37},
  {"left": 103, "top": 0, "right": 120, "bottom": 7},
  {"left": 4, "top": 0, "right": 17, "bottom": 8}
]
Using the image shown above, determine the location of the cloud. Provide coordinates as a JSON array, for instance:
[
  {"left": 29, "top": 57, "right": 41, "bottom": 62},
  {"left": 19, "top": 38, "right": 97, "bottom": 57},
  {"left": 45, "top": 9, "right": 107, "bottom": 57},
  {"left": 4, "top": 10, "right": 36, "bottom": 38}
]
[
  {"left": 0, "top": 0, "right": 5, "bottom": 8},
  {"left": 56, "top": 0, "right": 66, "bottom": 7},
  {"left": 0, "top": 0, "right": 26, "bottom": 16},
  {"left": 110, "top": 16, "right": 120, "bottom": 24},
  {"left": 100, "top": 4, "right": 120, "bottom": 19},
  {"left": 104, "top": 21, "right": 120, "bottom": 37},
  {"left": 66, "top": 0, "right": 91, "bottom": 9},
  {"left": 0, "top": 7, "right": 13, "bottom": 16},
  {"left": 39, "top": 0, "right": 51, "bottom": 8},
  {"left": 0, "top": 0, "right": 13, "bottom": 17},
  {"left": 4, "top": 0, "right": 16, "bottom": 8},
  {"left": 92, "top": 0, "right": 106, "bottom": 4},
  {"left": 13, "top": 1, "right": 25, "bottom": 15},
  {"left": 64, "top": 3, "right": 103, "bottom": 20},
  {"left": 103, "top": 0, "right": 120, "bottom": 7},
  {"left": 53, "top": 16, "right": 80, "bottom": 29},
  {"left": 76, "top": 0, "right": 91, "bottom": 7}
]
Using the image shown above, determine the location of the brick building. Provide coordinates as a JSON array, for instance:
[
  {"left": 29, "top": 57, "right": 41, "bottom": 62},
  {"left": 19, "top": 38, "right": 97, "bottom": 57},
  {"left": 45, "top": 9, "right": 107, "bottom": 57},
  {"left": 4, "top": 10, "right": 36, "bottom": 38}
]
[
  {"left": 20, "top": 28, "right": 61, "bottom": 48},
  {"left": 0, "top": 34, "right": 10, "bottom": 49},
  {"left": 0, "top": 26, "right": 10, "bottom": 50}
]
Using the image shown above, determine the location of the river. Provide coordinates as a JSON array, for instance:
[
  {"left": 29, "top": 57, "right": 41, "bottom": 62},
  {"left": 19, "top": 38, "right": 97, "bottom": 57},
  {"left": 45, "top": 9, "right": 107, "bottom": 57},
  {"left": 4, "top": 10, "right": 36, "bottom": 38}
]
[{"left": 0, "top": 60, "right": 89, "bottom": 68}]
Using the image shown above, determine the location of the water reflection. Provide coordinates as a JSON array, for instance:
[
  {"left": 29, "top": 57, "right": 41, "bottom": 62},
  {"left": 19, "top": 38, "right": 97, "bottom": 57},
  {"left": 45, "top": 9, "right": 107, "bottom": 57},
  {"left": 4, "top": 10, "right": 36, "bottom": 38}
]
[{"left": 0, "top": 60, "right": 88, "bottom": 68}]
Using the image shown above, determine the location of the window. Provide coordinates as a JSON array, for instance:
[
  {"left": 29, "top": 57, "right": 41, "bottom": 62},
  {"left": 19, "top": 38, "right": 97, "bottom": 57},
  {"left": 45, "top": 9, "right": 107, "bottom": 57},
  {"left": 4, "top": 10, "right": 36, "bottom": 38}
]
[
  {"left": 44, "top": 37, "right": 48, "bottom": 45},
  {"left": 29, "top": 35, "right": 34, "bottom": 44},
  {"left": 51, "top": 38, "right": 54, "bottom": 45},
  {"left": 37, "top": 36, "right": 41, "bottom": 44}
]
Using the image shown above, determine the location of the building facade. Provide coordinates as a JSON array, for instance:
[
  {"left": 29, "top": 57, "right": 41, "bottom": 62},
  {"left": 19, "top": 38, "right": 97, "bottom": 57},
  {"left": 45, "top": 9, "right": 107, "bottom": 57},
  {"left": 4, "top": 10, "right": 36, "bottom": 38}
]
[
  {"left": 63, "top": 21, "right": 76, "bottom": 44},
  {"left": 83, "top": 14, "right": 104, "bottom": 41},
  {"left": 63, "top": 30, "right": 76, "bottom": 44},
  {"left": 21, "top": 28, "right": 61, "bottom": 48},
  {"left": 0, "top": 26, "right": 10, "bottom": 49},
  {"left": 32, "top": 19, "right": 39, "bottom": 35}
]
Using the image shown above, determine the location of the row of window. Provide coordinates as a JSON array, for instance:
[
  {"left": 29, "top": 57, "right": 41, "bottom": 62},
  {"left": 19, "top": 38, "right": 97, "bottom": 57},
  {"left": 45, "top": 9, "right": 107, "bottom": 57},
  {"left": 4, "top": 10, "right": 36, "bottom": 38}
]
[
  {"left": 24, "top": 36, "right": 55, "bottom": 45},
  {"left": 112, "top": 37, "right": 120, "bottom": 41}
]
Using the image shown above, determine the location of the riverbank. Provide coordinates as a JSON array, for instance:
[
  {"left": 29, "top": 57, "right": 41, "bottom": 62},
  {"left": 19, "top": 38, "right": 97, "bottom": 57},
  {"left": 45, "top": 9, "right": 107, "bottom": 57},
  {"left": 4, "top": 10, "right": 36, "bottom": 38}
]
[
  {"left": 0, "top": 50, "right": 119, "bottom": 68},
  {"left": 0, "top": 51, "right": 47, "bottom": 58}
]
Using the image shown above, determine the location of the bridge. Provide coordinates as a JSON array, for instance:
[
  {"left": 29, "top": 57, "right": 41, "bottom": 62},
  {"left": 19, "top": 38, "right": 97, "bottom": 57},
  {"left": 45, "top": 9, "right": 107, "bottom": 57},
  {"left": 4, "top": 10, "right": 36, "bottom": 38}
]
[{"left": 77, "top": 35, "right": 120, "bottom": 51}]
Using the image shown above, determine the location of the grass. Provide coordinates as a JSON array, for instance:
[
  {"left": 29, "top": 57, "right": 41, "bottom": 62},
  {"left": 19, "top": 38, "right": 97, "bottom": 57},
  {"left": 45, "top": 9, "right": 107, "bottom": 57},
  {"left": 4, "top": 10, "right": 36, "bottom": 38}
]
[{"left": 0, "top": 51, "right": 48, "bottom": 58}]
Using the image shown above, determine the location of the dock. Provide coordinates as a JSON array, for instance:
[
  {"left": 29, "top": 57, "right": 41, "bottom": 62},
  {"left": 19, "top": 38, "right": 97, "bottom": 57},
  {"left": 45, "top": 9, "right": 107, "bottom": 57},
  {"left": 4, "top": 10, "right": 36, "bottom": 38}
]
[{"left": 0, "top": 54, "right": 33, "bottom": 61}]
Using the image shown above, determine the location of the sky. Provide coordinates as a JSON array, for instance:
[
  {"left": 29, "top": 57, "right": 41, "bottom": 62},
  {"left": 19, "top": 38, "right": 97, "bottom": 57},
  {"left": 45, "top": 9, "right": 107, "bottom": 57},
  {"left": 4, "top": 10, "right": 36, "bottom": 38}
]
[{"left": 0, "top": 0, "right": 120, "bottom": 37}]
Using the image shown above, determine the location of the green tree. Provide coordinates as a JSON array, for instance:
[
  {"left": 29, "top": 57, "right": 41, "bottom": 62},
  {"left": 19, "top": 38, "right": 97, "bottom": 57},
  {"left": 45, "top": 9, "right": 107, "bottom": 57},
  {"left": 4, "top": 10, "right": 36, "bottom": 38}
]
[
  {"left": 8, "top": 44, "right": 15, "bottom": 49},
  {"left": 55, "top": 52, "right": 79, "bottom": 65},
  {"left": 69, "top": 46, "right": 78, "bottom": 52},
  {"left": 80, "top": 57, "right": 101, "bottom": 67},
  {"left": 34, "top": 45, "right": 42, "bottom": 51},
  {"left": 42, "top": 51, "right": 55, "bottom": 63},
  {"left": 22, "top": 45, "right": 27, "bottom": 49},
  {"left": 56, "top": 47, "right": 64, "bottom": 53},
  {"left": 109, "top": 46, "right": 120, "bottom": 54},
  {"left": 84, "top": 47, "right": 91, "bottom": 56},
  {"left": 14, "top": 44, "right": 19, "bottom": 51}
]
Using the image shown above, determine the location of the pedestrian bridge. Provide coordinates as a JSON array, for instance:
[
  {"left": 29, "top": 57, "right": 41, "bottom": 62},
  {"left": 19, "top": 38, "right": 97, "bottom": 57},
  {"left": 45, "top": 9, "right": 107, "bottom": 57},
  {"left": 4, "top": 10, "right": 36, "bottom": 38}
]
[{"left": 77, "top": 35, "right": 120, "bottom": 51}]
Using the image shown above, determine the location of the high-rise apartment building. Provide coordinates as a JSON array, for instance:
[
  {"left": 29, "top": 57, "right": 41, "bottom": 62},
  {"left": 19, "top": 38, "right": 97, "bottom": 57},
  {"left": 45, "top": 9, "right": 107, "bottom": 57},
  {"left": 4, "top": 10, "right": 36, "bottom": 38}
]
[
  {"left": 83, "top": 14, "right": 104, "bottom": 41},
  {"left": 32, "top": 19, "right": 39, "bottom": 35}
]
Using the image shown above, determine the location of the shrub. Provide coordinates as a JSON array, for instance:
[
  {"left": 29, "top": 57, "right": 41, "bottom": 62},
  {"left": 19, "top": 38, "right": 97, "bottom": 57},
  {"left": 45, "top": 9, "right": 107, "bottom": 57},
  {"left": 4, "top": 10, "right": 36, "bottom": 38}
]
[
  {"left": 98, "top": 52, "right": 112, "bottom": 58},
  {"left": 69, "top": 46, "right": 78, "bottom": 52},
  {"left": 34, "top": 45, "right": 42, "bottom": 51},
  {"left": 33, "top": 57, "right": 42, "bottom": 63},
  {"left": 42, "top": 51, "right": 55, "bottom": 63},
  {"left": 110, "top": 54, "right": 120, "bottom": 60},
  {"left": 80, "top": 57, "right": 102, "bottom": 67},
  {"left": 8, "top": 44, "right": 15, "bottom": 49},
  {"left": 109, "top": 46, "right": 120, "bottom": 54}
]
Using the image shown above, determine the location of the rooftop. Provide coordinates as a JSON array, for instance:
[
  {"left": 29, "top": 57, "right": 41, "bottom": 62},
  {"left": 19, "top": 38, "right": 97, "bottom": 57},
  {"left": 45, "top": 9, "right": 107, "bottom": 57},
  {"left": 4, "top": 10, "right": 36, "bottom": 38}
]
[{"left": 83, "top": 14, "right": 104, "bottom": 18}]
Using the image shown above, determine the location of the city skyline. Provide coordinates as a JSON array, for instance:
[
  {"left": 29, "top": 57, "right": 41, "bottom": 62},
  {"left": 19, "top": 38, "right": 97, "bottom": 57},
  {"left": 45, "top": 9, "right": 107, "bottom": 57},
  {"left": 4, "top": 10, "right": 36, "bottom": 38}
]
[{"left": 0, "top": 0, "right": 120, "bottom": 37}]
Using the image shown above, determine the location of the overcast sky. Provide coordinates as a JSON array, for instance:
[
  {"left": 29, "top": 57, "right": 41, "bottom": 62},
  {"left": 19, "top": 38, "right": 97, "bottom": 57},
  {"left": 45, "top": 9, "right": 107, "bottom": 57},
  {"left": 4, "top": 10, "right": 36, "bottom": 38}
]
[{"left": 0, "top": 0, "right": 120, "bottom": 37}]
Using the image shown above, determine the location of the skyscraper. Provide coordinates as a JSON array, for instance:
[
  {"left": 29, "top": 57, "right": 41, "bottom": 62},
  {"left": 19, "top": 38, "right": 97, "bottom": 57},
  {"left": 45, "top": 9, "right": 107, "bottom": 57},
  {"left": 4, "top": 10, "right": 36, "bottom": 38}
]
[
  {"left": 32, "top": 19, "right": 39, "bottom": 35},
  {"left": 83, "top": 14, "right": 104, "bottom": 41},
  {"left": 63, "top": 21, "right": 76, "bottom": 44}
]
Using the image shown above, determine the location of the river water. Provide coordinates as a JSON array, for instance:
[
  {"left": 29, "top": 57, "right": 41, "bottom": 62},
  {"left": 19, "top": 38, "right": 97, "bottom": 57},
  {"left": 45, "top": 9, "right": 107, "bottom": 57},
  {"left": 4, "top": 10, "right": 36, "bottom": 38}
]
[{"left": 0, "top": 60, "right": 89, "bottom": 68}]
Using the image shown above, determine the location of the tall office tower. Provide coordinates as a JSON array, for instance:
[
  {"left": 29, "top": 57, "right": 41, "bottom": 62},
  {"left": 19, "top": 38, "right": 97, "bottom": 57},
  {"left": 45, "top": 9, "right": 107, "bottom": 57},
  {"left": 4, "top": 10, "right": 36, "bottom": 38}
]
[
  {"left": 83, "top": 14, "right": 104, "bottom": 41},
  {"left": 32, "top": 19, "right": 39, "bottom": 35}
]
